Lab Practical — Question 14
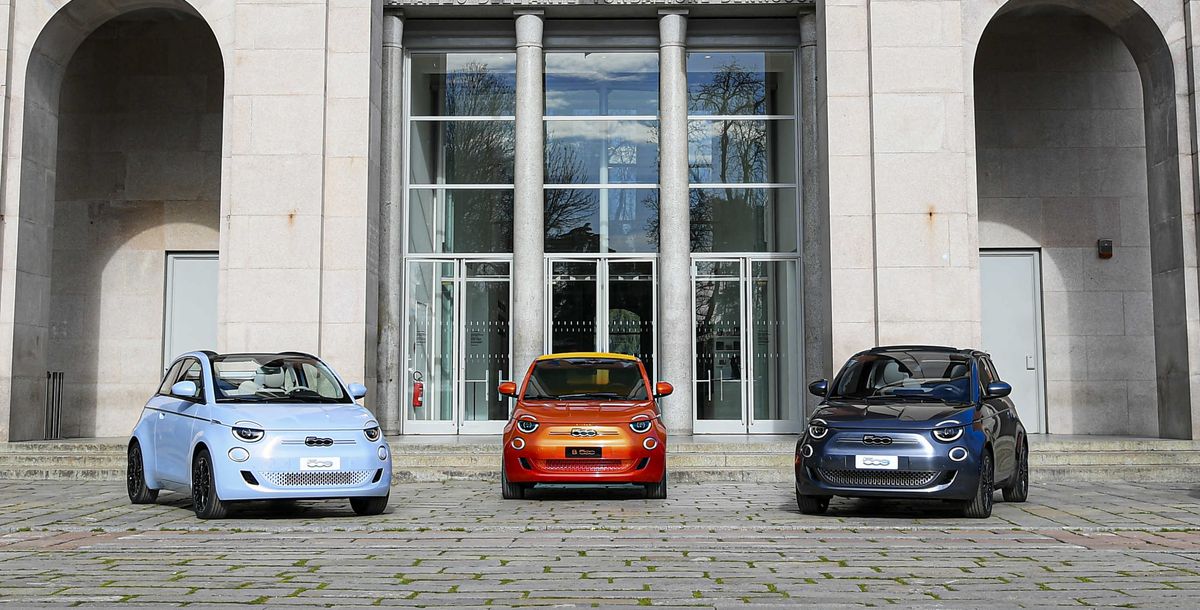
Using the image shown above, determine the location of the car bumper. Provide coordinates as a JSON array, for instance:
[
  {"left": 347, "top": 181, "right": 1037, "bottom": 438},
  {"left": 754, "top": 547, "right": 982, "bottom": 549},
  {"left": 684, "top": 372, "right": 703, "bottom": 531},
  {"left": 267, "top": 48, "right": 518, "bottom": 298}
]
[
  {"left": 794, "top": 431, "right": 982, "bottom": 501},
  {"left": 502, "top": 428, "right": 666, "bottom": 485},
  {"left": 212, "top": 434, "right": 392, "bottom": 501}
]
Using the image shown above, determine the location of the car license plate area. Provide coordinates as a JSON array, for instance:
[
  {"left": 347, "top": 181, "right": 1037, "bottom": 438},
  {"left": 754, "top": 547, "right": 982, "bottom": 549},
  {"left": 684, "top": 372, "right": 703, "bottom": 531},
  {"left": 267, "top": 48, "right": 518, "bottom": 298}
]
[
  {"left": 566, "top": 447, "right": 602, "bottom": 458},
  {"left": 299, "top": 457, "right": 341, "bottom": 471},
  {"left": 855, "top": 455, "right": 898, "bottom": 470}
]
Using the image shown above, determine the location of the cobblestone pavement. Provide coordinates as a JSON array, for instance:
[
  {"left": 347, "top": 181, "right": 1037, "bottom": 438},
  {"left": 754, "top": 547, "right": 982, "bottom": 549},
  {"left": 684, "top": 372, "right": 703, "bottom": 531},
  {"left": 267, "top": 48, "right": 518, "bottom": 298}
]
[{"left": 1, "top": 480, "right": 1200, "bottom": 607}]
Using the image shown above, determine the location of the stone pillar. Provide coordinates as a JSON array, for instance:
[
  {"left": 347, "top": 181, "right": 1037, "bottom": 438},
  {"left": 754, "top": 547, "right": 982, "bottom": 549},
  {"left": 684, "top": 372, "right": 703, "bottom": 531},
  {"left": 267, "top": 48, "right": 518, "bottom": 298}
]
[
  {"left": 512, "top": 10, "right": 545, "bottom": 378},
  {"left": 657, "top": 10, "right": 692, "bottom": 433},
  {"left": 799, "top": 11, "right": 831, "bottom": 418},
  {"left": 377, "top": 9, "right": 404, "bottom": 434}
]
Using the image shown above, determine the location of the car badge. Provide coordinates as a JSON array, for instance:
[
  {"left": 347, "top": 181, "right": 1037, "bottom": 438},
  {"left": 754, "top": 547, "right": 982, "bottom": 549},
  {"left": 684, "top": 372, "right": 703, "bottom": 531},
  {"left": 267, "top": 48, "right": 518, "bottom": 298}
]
[
  {"left": 862, "top": 434, "right": 892, "bottom": 446},
  {"left": 570, "top": 428, "right": 599, "bottom": 438},
  {"left": 305, "top": 436, "right": 334, "bottom": 447}
]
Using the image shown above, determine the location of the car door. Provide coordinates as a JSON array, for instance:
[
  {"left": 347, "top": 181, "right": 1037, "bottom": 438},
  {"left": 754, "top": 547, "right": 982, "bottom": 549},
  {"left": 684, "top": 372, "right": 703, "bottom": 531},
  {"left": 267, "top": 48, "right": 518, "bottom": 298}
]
[
  {"left": 979, "top": 356, "right": 1018, "bottom": 482},
  {"left": 155, "top": 357, "right": 206, "bottom": 485}
]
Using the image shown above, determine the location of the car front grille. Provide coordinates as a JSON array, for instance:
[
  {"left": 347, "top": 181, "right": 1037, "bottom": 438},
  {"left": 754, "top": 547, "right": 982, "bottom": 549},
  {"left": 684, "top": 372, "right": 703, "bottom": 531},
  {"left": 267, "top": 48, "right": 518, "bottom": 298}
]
[
  {"left": 535, "top": 459, "right": 631, "bottom": 473},
  {"left": 259, "top": 470, "right": 373, "bottom": 487},
  {"left": 817, "top": 469, "right": 942, "bottom": 489}
]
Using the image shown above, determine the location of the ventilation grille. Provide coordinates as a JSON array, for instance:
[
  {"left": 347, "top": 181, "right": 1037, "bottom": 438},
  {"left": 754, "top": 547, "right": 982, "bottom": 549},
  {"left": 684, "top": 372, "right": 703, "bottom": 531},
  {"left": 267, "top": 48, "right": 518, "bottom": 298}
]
[
  {"left": 817, "top": 469, "right": 942, "bottom": 489},
  {"left": 536, "top": 459, "right": 631, "bottom": 473},
  {"left": 259, "top": 470, "right": 372, "bottom": 487}
]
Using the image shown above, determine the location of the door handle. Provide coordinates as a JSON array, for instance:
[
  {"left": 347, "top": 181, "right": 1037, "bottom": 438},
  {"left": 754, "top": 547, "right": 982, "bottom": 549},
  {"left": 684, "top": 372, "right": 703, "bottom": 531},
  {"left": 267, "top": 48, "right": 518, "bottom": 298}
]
[
  {"left": 1025, "top": 355, "right": 1036, "bottom": 370},
  {"left": 158, "top": 412, "right": 164, "bottom": 420}
]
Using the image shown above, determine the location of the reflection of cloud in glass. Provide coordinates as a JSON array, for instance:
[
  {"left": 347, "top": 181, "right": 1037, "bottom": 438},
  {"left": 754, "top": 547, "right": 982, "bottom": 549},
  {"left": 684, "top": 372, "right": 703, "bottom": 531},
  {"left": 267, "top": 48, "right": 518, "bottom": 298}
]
[
  {"left": 545, "top": 52, "right": 657, "bottom": 77},
  {"left": 545, "top": 121, "right": 656, "bottom": 142}
]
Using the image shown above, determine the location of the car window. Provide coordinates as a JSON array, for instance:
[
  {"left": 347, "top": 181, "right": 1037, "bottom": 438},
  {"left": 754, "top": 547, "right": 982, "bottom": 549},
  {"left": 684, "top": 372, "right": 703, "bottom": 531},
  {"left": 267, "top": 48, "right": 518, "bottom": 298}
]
[
  {"left": 176, "top": 358, "right": 205, "bottom": 400},
  {"left": 523, "top": 358, "right": 648, "bottom": 401},
  {"left": 830, "top": 351, "right": 972, "bottom": 402},
  {"left": 157, "top": 361, "right": 184, "bottom": 395},
  {"left": 210, "top": 354, "right": 351, "bottom": 404}
]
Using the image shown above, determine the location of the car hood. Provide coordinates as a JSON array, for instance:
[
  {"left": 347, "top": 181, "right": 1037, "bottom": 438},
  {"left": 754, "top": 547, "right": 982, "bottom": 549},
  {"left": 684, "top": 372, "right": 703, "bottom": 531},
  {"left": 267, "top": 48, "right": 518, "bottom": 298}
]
[
  {"left": 812, "top": 400, "right": 975, "bottom": 430},
  {"left": 211, "top": 403, "right": 375, "bottom": 431},
  {"left": 514, "top": 401, "right": 657, "bottom": 424}
]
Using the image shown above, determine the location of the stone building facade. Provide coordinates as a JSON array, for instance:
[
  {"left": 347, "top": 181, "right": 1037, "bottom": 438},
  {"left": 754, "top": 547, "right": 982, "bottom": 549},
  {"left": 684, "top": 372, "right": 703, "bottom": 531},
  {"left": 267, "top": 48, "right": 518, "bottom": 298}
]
[{"left": 0, "top": 0, "right": 1196, "bottom": 442}]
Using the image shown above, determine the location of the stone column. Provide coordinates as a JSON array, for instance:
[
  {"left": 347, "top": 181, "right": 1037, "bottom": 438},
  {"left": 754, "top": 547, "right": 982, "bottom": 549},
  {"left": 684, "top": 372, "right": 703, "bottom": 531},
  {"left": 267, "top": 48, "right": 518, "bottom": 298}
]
[
  {"left": 657, "top": 10, "right": 692, "bottom": 433},
  {"left": 512, "top": 10, "right": 545, "bottom": 377},
  {"left": 377, "top": 9, "right": 404, "bottom": 434},
  {"left": 799, "top": 11, "right": 831, "bottom": 418}
]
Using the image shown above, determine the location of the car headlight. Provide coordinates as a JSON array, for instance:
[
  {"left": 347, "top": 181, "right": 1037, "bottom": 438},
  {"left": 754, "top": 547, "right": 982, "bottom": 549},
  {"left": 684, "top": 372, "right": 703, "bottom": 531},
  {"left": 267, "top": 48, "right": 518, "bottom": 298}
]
[
  {"left": 932, "top": 422, "right": 964, "bottom": 443},
  {"left": 516, "top": 419, "right": 538, "bottom": 434},
  {"left": 232, "top": 426, "right": 264, "bottom": 442},
  {"left": 364, "top": 426, "right": 381, "bottom": 442},
  {"left": 807, "top": 419, "right": 829, "bottom": 440},
  {"left": 629, "top": 419, "right": 652, "bottom": 434}
]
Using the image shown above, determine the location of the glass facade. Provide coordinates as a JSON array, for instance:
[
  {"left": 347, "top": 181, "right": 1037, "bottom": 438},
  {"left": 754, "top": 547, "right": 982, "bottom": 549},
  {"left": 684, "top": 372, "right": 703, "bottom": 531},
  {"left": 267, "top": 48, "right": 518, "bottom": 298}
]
[{"left": 399, "top": 41, "right": 803, "bottom": 435}]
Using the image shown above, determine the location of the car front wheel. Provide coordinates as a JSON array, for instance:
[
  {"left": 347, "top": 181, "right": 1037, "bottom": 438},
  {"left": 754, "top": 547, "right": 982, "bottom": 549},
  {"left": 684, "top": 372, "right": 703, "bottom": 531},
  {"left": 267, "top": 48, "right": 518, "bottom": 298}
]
[
  {"left": 126, "top": 441, "right": 158, "bottom": 505},
  {"left": 643, "top": 472, "right": 667, "bottom": 499},
  {"left": 501, "top": 468, "right": 525, "bottom": 500},
  {"left": 797, "top": 492, "right": 830, "bottom": 515},
  {"left": 191, "top": 448, "right": 229, "bottom": 519},
  {"left": 351, "top": 493, "right": 389, "bottom": 516},
  {"left": 961, "top": 451, "right": 994, "bottom": 519},
  {"left": 1002, "top": 441, "right": 1029, "bottom": 503}
]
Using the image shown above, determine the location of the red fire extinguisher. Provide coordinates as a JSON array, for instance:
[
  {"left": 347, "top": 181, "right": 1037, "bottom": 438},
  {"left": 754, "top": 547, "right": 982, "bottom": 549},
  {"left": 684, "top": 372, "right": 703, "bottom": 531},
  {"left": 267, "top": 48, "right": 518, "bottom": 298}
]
[{"left": 412, "top": 372, "right": 424, "bottom": 409}]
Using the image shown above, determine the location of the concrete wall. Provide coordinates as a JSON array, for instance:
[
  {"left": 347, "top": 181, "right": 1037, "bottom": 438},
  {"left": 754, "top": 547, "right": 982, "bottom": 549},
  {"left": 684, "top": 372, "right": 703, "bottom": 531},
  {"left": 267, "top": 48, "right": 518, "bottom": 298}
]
[
  {"left": 976, "top": 12, "right": 1157, "bottom": 435},
  {"left": 48, "top": 11, "right": 221, "bottom": 438}
]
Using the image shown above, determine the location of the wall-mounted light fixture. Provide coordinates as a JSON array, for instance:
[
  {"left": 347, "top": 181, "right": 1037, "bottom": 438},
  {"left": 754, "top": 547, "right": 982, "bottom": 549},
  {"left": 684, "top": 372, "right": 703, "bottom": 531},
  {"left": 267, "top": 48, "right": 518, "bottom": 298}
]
[{"left": 1097, "top": 239, "right": 1113, "bottom": 260}]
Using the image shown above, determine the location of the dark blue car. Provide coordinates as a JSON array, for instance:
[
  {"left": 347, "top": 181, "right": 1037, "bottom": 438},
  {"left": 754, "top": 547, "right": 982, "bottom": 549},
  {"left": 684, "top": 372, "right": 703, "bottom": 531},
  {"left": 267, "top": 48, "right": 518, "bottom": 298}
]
[{"left": 795, "top": 346, "right": 1029, "bottom": 518}]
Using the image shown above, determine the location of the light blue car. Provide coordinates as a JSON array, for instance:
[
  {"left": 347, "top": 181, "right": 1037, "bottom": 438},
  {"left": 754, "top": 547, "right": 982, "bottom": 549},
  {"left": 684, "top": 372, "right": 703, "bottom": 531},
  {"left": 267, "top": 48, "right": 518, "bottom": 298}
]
[{"left": 126, "top": 351, "right": 392, "bottom": 519}]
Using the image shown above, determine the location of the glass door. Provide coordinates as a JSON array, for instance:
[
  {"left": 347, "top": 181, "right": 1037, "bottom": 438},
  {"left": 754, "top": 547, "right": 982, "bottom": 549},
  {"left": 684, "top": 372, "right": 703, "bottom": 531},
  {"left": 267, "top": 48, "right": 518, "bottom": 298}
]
[
  {"left": 405, "top": 259, "right": 512, "bottom": 434},
  {"left": 692, "top": 257, "right": 802, "bottom": 434},
  {"left": 546, "top": 257, "right": 657, "bottom": 378}
]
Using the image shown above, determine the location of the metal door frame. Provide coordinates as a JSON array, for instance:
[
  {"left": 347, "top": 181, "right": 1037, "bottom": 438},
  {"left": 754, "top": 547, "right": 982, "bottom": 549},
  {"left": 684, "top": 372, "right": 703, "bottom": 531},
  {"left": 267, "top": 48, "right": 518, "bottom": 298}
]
[
  {"left": 691, "top": 254, "right": 804, "bottom": 434},
  {"left": 402, "top": 256, "right": 513, "bottom": 435},
  {"left": 162, "top": 251, "right": 218, "bottom": 372},
  {"left": 544, "top": 255, "right": 659, "bottom": 381},
  {"left": 980, "top": 249, "right": 1047, "bottom": 433}
]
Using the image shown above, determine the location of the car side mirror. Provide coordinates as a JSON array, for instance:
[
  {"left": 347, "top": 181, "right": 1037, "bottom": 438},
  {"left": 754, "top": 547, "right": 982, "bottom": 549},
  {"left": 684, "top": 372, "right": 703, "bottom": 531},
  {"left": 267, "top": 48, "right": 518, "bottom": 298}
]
[
  {"left": 170, "top": 380, "right": 199, "bottom": 399},
  {"left": 347, "top": 383, "right": 368, "bottom": 399},
  {"left": 498, "top": 381, "right": 517, "bottom": 397},
  {"left": 808, "top": 379, "right": 828, "bottom": 397},
  {"left": 653, "top": 381, "right": 674, "bottom": 398},
  {"left": 986, "top": 381, "right": 1012, "bottom": 399}
]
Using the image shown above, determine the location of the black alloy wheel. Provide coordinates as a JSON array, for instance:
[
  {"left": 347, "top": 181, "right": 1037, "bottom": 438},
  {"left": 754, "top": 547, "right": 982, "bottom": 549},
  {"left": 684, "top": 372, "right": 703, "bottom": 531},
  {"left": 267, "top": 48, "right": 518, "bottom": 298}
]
[
  {"left": 961, "top": 451, "right": 994, "bottom": 518},
  {"left": 1002, "top": 441, "right": 1030, "bottom": 503},
  {"left": 126, "top": 442, "right": 158, "bottom": 504},
  {"left": 191, "top": 449, "right": 228, "bottom": 519}
]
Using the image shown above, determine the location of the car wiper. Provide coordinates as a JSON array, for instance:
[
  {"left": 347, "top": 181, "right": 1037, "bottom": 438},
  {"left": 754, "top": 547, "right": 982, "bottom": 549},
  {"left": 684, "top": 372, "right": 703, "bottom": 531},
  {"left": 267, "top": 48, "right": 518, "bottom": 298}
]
[{"left": 555, "top": 392, "right": 624, "bottom": 400}]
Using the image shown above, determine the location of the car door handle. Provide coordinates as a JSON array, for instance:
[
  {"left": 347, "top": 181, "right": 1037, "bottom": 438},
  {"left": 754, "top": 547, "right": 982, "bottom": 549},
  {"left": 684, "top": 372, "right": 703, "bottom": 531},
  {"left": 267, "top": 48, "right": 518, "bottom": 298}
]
[
  {"left": 1025, "top": 355, "right": 1036, "bottom": 370},
  {"left": 158, "top": 412, "right": 164, "bottom": 419}
]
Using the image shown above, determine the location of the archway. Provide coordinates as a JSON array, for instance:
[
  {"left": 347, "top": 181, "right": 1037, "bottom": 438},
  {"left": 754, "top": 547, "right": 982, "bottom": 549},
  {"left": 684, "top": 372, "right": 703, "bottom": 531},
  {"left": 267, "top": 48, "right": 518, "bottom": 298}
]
[
  {"left": 7, "top": 1, "right": 223, "bottom": 440},
  {"left": 974, "top": 0, "right": 1190, "bottom": 438}
]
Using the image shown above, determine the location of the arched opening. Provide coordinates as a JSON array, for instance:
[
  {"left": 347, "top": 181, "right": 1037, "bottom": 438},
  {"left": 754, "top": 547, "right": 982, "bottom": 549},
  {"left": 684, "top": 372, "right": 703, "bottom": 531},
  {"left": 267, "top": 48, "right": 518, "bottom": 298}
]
[
  {"left": 8, "top": 1, "right": 223, "bottom": 440},
  {"left": 974, "top": 0, "right": 1190, "bottom": 438}
]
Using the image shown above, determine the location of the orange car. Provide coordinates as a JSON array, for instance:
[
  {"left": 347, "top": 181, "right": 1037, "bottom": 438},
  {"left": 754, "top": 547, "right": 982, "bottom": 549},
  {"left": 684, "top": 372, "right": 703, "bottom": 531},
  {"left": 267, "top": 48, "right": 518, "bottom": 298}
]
[{"left": 498, "top": 352, "right": 672, "bottom": 499}]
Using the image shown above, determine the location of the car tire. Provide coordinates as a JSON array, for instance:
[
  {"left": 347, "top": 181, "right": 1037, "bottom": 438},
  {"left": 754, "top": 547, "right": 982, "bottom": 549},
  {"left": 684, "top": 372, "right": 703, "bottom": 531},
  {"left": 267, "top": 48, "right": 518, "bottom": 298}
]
[
  {"left": 961, "top": 451, "right": 994, "bottom": 519},
  {"left": 126, "top": 441, "right": 158, "bottom": 505},
  {"left": 501, "top": 468, "right": 525, "bottom": 500},
  {"left": 643, "top": 472, "right": 667, "bottom": 499},
  {"left": 796, "top": 492, "right": 830, "bottom": 515},
  {"left": 351, "top": 493, "right": 389, "bottom": 516},
  {"left": 1002, "top": 440, "right": 1030, "bottom": 503},
  {"left": 191, "top": 448, "right": 229, "bottom": 520}
]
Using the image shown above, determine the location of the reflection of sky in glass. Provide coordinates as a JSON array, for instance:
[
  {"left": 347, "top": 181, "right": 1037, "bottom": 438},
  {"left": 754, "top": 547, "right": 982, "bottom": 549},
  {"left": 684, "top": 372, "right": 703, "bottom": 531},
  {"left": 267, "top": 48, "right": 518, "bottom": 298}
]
[
  {"left": 687, "top": 52, "right": 794, "bottom": 116},
  {"left": 687, "top": 120, "right": 795, "bottom": 184},
  {"left": 545, "top": 121, "right": 658, "bottom": 184},
  {"left": 545, "top": 52, "right": 658, "bottom": 116},
  {"left": 411, "top": 53, "right": 516, "bottom": 116}
]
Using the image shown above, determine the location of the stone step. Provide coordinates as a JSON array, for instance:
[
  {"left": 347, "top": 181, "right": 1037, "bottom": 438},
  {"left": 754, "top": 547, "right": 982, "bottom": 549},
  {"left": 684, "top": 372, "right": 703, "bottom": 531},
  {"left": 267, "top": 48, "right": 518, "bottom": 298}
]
[{"left": 1029, "top": 451, "right": 1200, "bottom": 466}]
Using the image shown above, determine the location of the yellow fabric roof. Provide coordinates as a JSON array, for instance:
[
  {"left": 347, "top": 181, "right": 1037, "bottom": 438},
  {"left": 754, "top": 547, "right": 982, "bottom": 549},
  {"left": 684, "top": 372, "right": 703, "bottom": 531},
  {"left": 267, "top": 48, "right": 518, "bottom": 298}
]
[{"left": 536, "top": 352, "right": 637, "bottom": 361}]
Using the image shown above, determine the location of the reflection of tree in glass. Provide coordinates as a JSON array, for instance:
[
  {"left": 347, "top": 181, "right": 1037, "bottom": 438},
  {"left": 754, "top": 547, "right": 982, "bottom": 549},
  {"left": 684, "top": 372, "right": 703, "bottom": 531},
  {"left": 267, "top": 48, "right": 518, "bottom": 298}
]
[
  {"left": 688, "top": 60, "right": 769, "bottom": 251},
  {"left": 544, "top": 139, "right": 599, "bottom": 252},
  {"left": 438, "top": 64, "right": 515, "bottom": 251}
]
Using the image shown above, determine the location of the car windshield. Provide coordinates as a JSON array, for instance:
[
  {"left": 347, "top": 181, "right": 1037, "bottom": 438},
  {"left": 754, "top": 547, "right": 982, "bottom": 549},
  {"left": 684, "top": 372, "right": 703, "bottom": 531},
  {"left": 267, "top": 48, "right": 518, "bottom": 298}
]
[
  {"left": 523, "top": 357, "right": 648, "bottom": 401},
  {"left": 830, "top": 351, "right": 972, "bottom": 402},
  {"left": 211, "top": 354, "right": 351, "bottom": 404}
]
